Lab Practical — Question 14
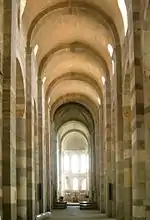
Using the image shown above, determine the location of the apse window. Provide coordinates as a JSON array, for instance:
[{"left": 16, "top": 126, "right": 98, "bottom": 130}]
[
  {"left": 118, "top": 0, "right": 128, "bottom": 35},
  {"left": 81, "top": 179, "right": 87, "bottom": 190},
  {"left": 71, "top": 155, "right": 79, "bottom": 173},
  {"left": 65, "top": 177, "right": 69, "bottom": 190},
  {"left": 73, "top": 178, "right": 79, "bottom": 190},
  {"left": 81, "top": 154, "right": 87, "bottom": 173},
  {"left": 64, "top": 155, "right": 69, "bottom": 171}
]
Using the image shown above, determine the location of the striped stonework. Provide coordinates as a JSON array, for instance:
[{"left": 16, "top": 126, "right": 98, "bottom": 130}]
[
  {"left": 131, "top": 1, "right": 146, "bottom": 219},
  {"left": 38, "top": 79, "right": 45, "bottom": 212},
  {"left": 123, "top": 73, "right": 132, "bottom": 220},
  {"left": 115, "top": 52, "right": 124, "bottom": 220},
  {"left": 95, "top": 109, "right": 101, "bottom": 208},
  {"left": 26, "top": 47, "right": 35, "bottom": 219},
  {"left": 111, "top": 101, "right": 116, "bottom": 217},
  {"left": 99, "top": 106, "right": 105, "bottom": 213},
  {"left": 16, "top": 117, "right": 27, "bottom": 219},
  {"left": 45, "top": 103, "right": 51, "bottom": 210},
  {"left": 0, "top": 72, "right": 2, "bottom": 219},
  {"left": 111, "top": 67, "right": 116, "bottom": 217},
  {"left": 143, "top": 75, "right": 150, "bottom": 219},
  {"left": 2, "top": 1, "right": 17, "bottom": 219},
  {"left": 143, "top": 13, "right": 150, "bottom": 218},
  {"left": 33, "top": 102, "right": 40, "bottom": 214},
  {"left": 104, "top": 80, "right": 112, "bottom": 217}
]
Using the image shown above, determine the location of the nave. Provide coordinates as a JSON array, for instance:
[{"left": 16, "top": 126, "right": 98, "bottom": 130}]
[{"left": 50, "top": 207, "right": 115, "bottom": 220}]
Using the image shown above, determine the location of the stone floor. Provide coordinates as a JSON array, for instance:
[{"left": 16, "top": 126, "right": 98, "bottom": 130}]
[{"left": 50, "top": 206, "right": 115, "bottom": 220}]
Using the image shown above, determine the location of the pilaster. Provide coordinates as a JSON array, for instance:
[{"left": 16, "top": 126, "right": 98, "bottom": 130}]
[{"left": 2, "top": 1, "right": 17, "bottom": 219}]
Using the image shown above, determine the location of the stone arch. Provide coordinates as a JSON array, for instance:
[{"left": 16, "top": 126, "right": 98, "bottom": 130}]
[
  {"left": 45, "top": 72, "right": 102, "bottom": 101},
  {"left": 61, "top": 129, "right": 89, "bottom": 146},
  {"left": 26, "top": 1, "right": 119, "bottom": 46},
  {"left": 52, "top": 101, "right": 96, "bottom": 203},
  {"left": 16, "top": 58, "right": 25, "bottom": 117}
]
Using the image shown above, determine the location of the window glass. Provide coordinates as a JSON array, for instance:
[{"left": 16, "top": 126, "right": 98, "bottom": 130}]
[
  {"left": 64, "top": 154, "right": 69, "bottom": 171},
  {"left": 81, "top": 179, "right": 86, "bottom": 190},
  {"left": 71, "top": 154, "right": 79, "bottom": 173},
  {"left": 73, "top": 178, "right": 78, "bottom": 190}
]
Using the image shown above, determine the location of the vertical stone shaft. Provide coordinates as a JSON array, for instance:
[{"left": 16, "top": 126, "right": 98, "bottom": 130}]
[
  {"left": 115, "top": 46, "right": 124, "bottom": 220},
  {"left": 111, "top": 103, "right": 116, "bottom": 217},
  {"left": 104, "top": 80, "right": 112, "bottom": 217},
  {"left": 123, "top": 74, "right": 132, "bottom": 220},
  {"left": 50, "top": 122, "right": 57, "bottom": 205},
  {"left": 143, "top": 13, "right": 150, "bottom": 217},
  {"left": 131, "top": 2, "right": 146, "bottom": 219},
  {"left": 16, "top": 117, "right": 27, "bottom": 219},
  {"left": 99, "top": 106, "right": 105, "bottom": 213},
  {"left": 0, "top": 72, "right": 2, "bottom": 219},
  {"left": 26, "top": 47, "right": 35, "bottom": 219},
  {"left": 95, "top": 109, "right": 100, "bottom": 208},
  {"left": 34, "top": 106, "right": 39, "bottom": 214},
  {"left": 2, "top": 1, "right": 17, "bottom": 219},
  {"left": 45, "top": 102, "right": 51, "bottom": 210},
  {"left": 38, "top": 79, "right": 45, "bottom": 212}
]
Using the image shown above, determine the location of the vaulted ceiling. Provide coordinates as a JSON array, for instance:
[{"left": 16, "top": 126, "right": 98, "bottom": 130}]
[{"left": 22, "top": 0, "right": 127, "bottom": 114}]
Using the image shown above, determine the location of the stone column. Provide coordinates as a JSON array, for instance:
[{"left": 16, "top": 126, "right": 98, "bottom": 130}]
[
  {"left": 51, "top": 124, "right": 57, "bottom": 204},
  {"left": 58, "top": 145, "right": 62, "bottom": 197},
  {"left": 34, "top": 105, "right": 39, "bottom": 215},
  {"left": 143, "top": 16, "right": 150, "bottom": 218},
  {"left": 123, "top": 73, "right": 132, "bottom": 220},
  {"left": 26, "top": 47, "right": 35, "bottom": 219},
  {"left": 111, "top": 102, "right": 116, "bottom": 217},
  {"left": 99, "top": 106, "right": 105, "bottom": 213},
  {"left": 38, "top": 79, "right": 45, "bottom": 213},
  {"left": 16, "top": 117, "right": 27, "bottom": 219},
  {"left": 115, "top": 48, "right": 124, "bottom": 220},
  {"left": 95, "top": 109, "right": 100, "bottom": 208},
  {"left": 2, "top": 1, "right": 17, "bottom": 219},
  {"left": 0, "top": 2, "right": 3, "bottom": 216},
  {"left": 104, "top": 80, "right": 112, "bottom": 217},
  {"left": 45, "top": 102, "right": 51, "bottom": 210},
  {"left": 0, "top": 72, "right": 2, "bottom": 219},
  {"left": 90, "top": 132, "right": 96, "bottom": 202},
  {"left": 131, "top": 2, "right": 146, "bottom": 219},
  {"left": 88, "top": 134, "right": 92, "bottom": 200}
]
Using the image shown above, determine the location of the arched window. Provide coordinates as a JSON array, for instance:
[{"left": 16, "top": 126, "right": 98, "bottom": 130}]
[
  {"left": 81, "top": 154, "right": 87, "bottom": 173},
  {"left": 64, "top": 154, "right": 69, "bottom": 171},
  {"left": 81, "top": 179, "right": 86, "bottom": 190},
  {"left": 33, "top": 44, "right": 39, "bottom": 56},
  {"left": 71, "top": 155, "right": 79, "bottom": 173},
  {"left": 73, "top": 178, "right": 78, "bottom": 190},
  {"left": 112, "top": 60, "right": 115, "bottom": 75},
  {"left": 65, "top": 177, "right": 69, "bottom": 190},
  {"left": 107, "top": 44, "right": 113, "bottom": 57},
  {"left": 118, "top": 0, "right": 128, "bottom": 35},
  {"left": 20, "top": 0, "right": 26, "bottom": 18}
]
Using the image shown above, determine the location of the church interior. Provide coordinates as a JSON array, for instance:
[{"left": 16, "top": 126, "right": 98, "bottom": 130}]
[{"left": 0, "top": 0, "right": 150, "bottom": 220}]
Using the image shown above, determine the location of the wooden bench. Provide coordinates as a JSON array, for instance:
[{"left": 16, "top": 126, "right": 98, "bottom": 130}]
[{"left": 35, "top": 212, "right": 52, "bottom": 220}]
